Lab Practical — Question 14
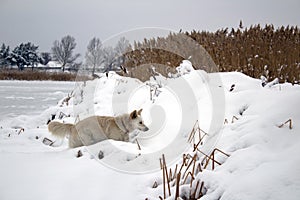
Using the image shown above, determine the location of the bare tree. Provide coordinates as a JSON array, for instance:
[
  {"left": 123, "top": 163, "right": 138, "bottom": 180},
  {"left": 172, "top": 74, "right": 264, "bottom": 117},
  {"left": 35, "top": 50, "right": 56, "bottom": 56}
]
[
  {"left": 39, "top": 52, "right": 51, "bottom": 65},
  {"left": 85, "top": 37, "right": 103, "bottom": 75},
  {"left": 102, "top": 46, "right": 116, "bottom": 72},
  {"left": 114, "top": 37, "right": 130, "bottom": 67},
  {"left": 51, "top": 35, "right": 80, "bottom": 71},
  {"left": 115, "top": 37, "right": 130, "bottom": 55}
]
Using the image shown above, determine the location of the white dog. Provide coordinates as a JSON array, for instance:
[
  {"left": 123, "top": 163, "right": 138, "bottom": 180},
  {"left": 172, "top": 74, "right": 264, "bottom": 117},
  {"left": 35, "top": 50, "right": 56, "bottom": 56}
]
[{"left": 48, "top": 109, "right": 148, "bottom": 148}]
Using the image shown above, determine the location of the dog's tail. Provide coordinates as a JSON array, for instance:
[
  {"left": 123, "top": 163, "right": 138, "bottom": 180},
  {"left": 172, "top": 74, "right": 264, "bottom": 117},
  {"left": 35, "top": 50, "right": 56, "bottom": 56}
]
[{"left": 48, "top": 121, "right": 74, "bottom": 138}]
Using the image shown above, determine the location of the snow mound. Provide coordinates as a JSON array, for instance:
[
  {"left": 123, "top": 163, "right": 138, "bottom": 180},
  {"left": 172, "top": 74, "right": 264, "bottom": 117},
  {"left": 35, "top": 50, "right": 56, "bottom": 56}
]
[
  {"left": 69, "top": 63, "right": 220, "bottom": 173},
  {"left": 144, "top": 72, "right": 300, "bottom": 200},
  {"left": 194, "top": 73, "right": 300, "bottom": 200},
  {"left": 176, "top": 60, "right": 195, "bottom": 75},
  {"left": 1, "top": 60, "right": 300, "bottom": 199}
]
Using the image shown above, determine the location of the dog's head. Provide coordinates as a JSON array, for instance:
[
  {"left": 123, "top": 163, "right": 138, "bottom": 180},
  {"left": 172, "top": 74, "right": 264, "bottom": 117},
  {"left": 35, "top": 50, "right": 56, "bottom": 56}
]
[{"left": 130, "top": 109, "right": 149, "bottom": 132}]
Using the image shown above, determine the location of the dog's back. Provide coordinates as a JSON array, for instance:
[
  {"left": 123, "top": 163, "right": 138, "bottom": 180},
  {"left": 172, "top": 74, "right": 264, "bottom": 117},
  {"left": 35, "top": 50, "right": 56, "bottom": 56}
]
[
  {"left": 47, "top": 116, "right": 121, "bottom": 148},
  {"left": 47, "top": 109, "right": 148, "bottom": 148}
]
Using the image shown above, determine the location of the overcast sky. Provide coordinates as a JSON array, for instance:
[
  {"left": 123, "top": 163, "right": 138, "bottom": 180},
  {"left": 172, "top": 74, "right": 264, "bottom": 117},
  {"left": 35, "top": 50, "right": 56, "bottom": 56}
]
[{"left": 1, "top": 0, "right": 299, "bottom": 55}]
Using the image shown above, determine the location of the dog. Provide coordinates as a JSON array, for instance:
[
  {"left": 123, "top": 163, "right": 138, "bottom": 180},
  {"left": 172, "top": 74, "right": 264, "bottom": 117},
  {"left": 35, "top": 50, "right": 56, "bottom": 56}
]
[{"left": 48, "top": 109, "right": 149, "bottom": 148}]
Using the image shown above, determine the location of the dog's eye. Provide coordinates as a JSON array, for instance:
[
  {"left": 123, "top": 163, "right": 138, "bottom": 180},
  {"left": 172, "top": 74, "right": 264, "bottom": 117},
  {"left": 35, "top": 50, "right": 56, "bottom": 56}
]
[{"left": 139, "top": 121, "right": 143, "bottom": 124}]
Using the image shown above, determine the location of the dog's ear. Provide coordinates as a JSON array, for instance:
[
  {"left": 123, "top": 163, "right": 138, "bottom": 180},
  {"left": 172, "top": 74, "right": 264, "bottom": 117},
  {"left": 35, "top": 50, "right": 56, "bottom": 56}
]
[
  {"left": 137, "top": 109, "right": 143, "bottom": 116},
  {"left": 130, "top": 110, "right": 138, "bottom": 119}
]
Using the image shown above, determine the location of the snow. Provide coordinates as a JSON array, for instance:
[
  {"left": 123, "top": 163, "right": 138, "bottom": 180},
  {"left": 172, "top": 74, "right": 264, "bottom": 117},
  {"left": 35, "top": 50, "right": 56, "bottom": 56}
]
[
  {"left": 1, "top": 61, "right": 300, "bottom": 200},
  {"left": 197, "top": 73, "right": 300, "bottom": 200},
  {"left": 176, "top": 60, "right": 194, "bottom": 75},
  {"left": 71, "top": 69, "right": 217, "bottom": 173}
]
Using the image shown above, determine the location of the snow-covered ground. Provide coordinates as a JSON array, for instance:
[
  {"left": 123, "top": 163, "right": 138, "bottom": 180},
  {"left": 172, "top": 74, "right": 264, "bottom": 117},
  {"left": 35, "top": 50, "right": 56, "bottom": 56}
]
[
  {"left": 0, "top": 61, "right": 300, "bottom": 200},
  {"left": 198, "top": 73, "right": 300, "bottom": 200}
]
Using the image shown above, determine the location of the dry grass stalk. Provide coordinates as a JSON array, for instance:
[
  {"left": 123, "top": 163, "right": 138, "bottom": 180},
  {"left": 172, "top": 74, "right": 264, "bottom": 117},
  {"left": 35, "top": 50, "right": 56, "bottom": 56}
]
[
  {"left": 188, "top": 126, "right": 196, "bottom": 143},
  {"left": 199, "top": 181, "right": 204, "bottom": 198},
  {"left": 58, "top": 111, "right": 69, "bottom": 119},
  {"left": 152, "top": 181, "right": 158, "bottom": 188},
  {"left": 231, "top": 116, "right": 239, "bottom": 123},
  {"left": 206, "top": 148, "right": 230, "bottom": 170},
  {"left": 183, "top": 171, "right": 195, "bottom": 184},
  {"left": 178, "top": 154, "right": 187, "bottom": 173},
  {"left": 175, "top": 172, "right": 181, "bottom": 200},
  {"left": 173, "top": 164, "right": 178, "bottom": 180},
  {"left": 214, "top": 148, "right": 230, "bottom": 157},
  {"left": 183, "top": 154, "right": 197, "bottom": 179},
  {"left": 196, "top": 148, "right": 211, "bottom": 168},
  {"left": 149, "top": 87, "right": 153, "bottom": 101},
  {"left": 196, "top": 163, "right": 202, "bottom": 174},
  {"left": 187, "top": 120, "right": 208, "bottom": 151},
  {"left": 169, "top": 168, "right": 173, "bottom": 182},
  {"left": 185, "top": 154, "right": 193, "bottom": 165},
  {"left": 162, "top": 154, "right": 171, "bottom": 197},
  {"left": 188, "top": 120, "right": 208, "bottom": 145},
  {"left": 61, "top": 95, "right": 71, "bottom": 106},
  {"left": 135, "top": 139, "right": 141, "bottom": 150},
  {"left": 278, "top": 119, "right": 293, "bottom": 129},
  {"left": 196, "top": 147, "right": 230, "bottom": 170},
  {"left": 159, "top": 158, "right": 163, "bottom": 170},
  {"left": 203, "top": 154, "right": 214, "bottom": 170},
  {"left": 193, "top": 132, "right": 208, "bottom": 151},
  {"left": 191, "top": 180, "right": 200, "bottom": 199},
  {"left": 188, "top": 120, "right": 199, "bottom": 143},
  {"left": 224, "top": 119, "right": 228, "bottom": 124},
  {"left": 17, "top": 128, "right": 25, "bottom": 135},
  {"left": 156, "top": 149, "right": 229, "bottom": 199},
  {"left": 212, "top": 151, "right": 215, "bottom": 170},
  {"left": 155, "top": 120, "right": 230, "bottom": 199},
  {"left": 191, "top": 155, "right": 197, "bottom": 174},
  {"left": 162, "top": 158, "right": 166, "bottom": 199}
]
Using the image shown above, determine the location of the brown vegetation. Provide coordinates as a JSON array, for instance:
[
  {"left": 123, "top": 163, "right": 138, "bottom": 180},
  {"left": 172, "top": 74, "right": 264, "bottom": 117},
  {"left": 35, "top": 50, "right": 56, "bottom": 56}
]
[
  {"left": 148, "top": 120, "right": 230, "bottom": 199},
  {"left": 2, "top": 24, "right": 299, "bottom": 83},
  {"left": 0, "top": 69, "right": 90, "bottom": 81},
  {"left": 124, "top": 24, "right": 300, "bottom": 83}
]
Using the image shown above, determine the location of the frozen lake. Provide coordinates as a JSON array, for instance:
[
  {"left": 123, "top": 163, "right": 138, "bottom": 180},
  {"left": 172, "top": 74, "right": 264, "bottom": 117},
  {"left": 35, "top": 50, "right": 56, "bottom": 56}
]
[{"left": 0, "top": 81, "right": 75, "bottom": 121}]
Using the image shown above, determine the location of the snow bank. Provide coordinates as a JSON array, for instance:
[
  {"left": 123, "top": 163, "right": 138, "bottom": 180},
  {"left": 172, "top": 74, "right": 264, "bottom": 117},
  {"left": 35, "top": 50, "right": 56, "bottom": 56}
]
[
  {"left": 1, "top": 60, "right": 300, "bottom": 199},
  {"left": 70, "top": 64, "right": 222, "bottom": 173},
  {"left": 196, "top": 72, "right": 300, "bottom": 200}
]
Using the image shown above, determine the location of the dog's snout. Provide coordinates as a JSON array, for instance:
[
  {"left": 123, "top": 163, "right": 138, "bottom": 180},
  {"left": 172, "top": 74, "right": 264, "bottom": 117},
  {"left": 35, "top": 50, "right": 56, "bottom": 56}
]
[{"left": 144, "top": 126, "right": 149, "bottom": 131}]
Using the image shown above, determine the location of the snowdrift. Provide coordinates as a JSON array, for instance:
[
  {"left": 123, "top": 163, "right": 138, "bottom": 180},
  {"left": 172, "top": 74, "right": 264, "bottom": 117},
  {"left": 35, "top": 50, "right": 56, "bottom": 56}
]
[{"left": 0, "top": 61, "right": 300, "bottom": 200}]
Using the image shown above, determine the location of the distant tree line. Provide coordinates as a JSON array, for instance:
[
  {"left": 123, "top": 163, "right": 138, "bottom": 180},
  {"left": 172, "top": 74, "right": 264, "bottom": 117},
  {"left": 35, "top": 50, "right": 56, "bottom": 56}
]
[
  {"left": 0, "top": 42, "right": 51, "bottom": 70},
  {"left": 0, "top": 35, "right": 83, "bottom": 72},
  {"left": 123, "top": 22, "right": 300, "bottom": 83},
  {"left": 0, "top": 35, "right": 131, "bottom": 76},
  {"left": 1, "top": 23, "right": 299, "bottom": 83}
]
